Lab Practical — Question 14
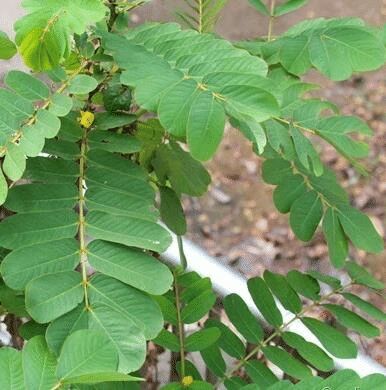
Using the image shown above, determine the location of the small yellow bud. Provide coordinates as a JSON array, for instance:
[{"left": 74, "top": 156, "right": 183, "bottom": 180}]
[
  {"left": 78, "top": 111, "right": 95, "bottom": 128},
  {"left": 182, "top": 376, "right": 193, "bottom": 387}
]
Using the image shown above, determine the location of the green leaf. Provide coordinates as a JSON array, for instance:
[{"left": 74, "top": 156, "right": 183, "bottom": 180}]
[
  {"left": 282, "top": 331, "right": 334, "bottom": 372},
  {"left": 286, "top": 270, "right": 320, "bottom": 301},
  {"left": 289, "top": 127, "right": 323, "bottom": 176},
  {"left": 342, "top": 293, "right": 386, "bottom": 321},
  {"left": 239, "top": 120, "right": 267, "bottom": 154},
  {"left": 301, "top": 317, "right": 357, "bottom": 358},
  {"left": 3, "top": 143, "right": 26, "bottom": 181},
  {"left": 248, "top": 0, "right": 269, "bottom": 15},
  {"left": 19, "top": 25, "right": 66, "bottom": 71},
  {"left": 0, "top": 168, "right": 9, "bottom": 205},
  {"left": 1, "top": 238, "right": 79, "bottom": 290},
  {"left": 158, "top": 79, "right": 199, "bottom": 137},
  {"left": 345, "top": 261, "right": 384, "bottom": 290},
  {"left": 360, "top": 373, "right": 386, "bottom": 389},
  {"left": 307, "top": 271, "right": 341, "bottom": 289},
  {"left": 18, "top": 321, "right": 47, "bottom": 340},
  {"left": 103, "top": 84, "right": 132, "bottom": 112},
  {"left": 86, "top": 211, "right": 172, "bottom": 253},
  {"left": 337, "top": 206, "right": 384, "bottom": 253},
  {"left": 56, "top": 330, "right": 119, "bottom": 381},
  {"left": 274, "top": 0, "right": 309, "bottom": 16},
  {"left": 153, "top": 143, "right": 211, "bottom": 196},
  {"left": 0, "top": 282, "right": 28, "bottom": 317},
  {"left": 4, "top": 70, "right": 50, "bottom": 101},
  {"left": 88, "top": 131, "right": 141, "bottom": 154},
  {"left": 273, "top": 175, "right": 307, "bottom": 214},
  {"left": 262, "top": 159, "right": 292, "bottom": 185},
  {"left": 88, "top": 274, "right": 163, "bottom": 340},
  {"left": 65, "top": 373, "right": 140, "bottom": 385},
  {"left": 223, "top": 85, "right": 279, "bottom": 123},
  {"left": 23, "top": 336, "right": 58, "bottom": 390},
  {"left": 265, "top": 120, "right": 296, "bottom": 159},
  {"left": 224, "top": 377, "right": 248, "bottom": 390},
  {"left": 88, "top": 305, "right": 146, "bottom": 373},
  {"left": 262, "top": 346, "right": 312, "bottom": 380},
  {"left": 205, "top": 319, "right": 246, "bottom": 359},
  {"left": 223, "top": 293, "right": 264, "bottom": 344},
  {"left": 323, "top": 304, "right": 380, "bottom": 337},
  {"left": 153, "top": 329, "right": 180, "bottom": 352},
  {"left": 22, "top": 0, "right": 107, "bottom": 34},
  {"left": 45, "top": 306, "right": 89, "bottom": 355},
  {"left": 187, "top": 91, "right": 226, "bottom": 161},
  {"left": 159, "top": 186, "right": 187, "bottom": 236},
  {"left": 0, "top": 31, "right": 17, "bottom": 59},
  {"left": 44, "top": 139, "right": 81, "bottom": 160},
  {"left": 25, "top": 157, "right": 79, "bottom": 184},
  {"left": 245, "top": 360, "right": 278, "bottom": 388},
  {"left": 281, "top": 36, "right": 313, "bottom": 75},
  {"left": 177, "top": 360, "right": 203, "bottom": 381},
  {"left": 322, "top": 208, "right": 348, "bottom": 268},
  {"left": 17, "top": 178, "right": 76, "bottom": 208},
  {"left": 87, "top": 240, "right": 173, "bottom": 295},
  {"left": 0, "top": 210, "right": 78, "bottom": 250},
  {"left": 181, "top": 289, "right": 216, "bottom": 324},
  {"left": 68, "top": 75, "right": 98, "bottom": 94},
  {"left": 17, "top": 0, "right": 106, "bottom": 71},
  {"left": 153, "top": 295, "right": 177, "bottom": 325},
  {"left": 34, "top": 110, "right": 61, "bottom": 138},
  {"left": 316, "top": 116, "right": 372, "bottom": 159},
  {"left": 180, "top": 277, "right": 212, "bottom": 302},
  {"left": 185, "top": 328, "right": 221, "bottom": 352},
  {"left": 309, "top": 27, "right": 385, "bottom": 81},
  {"left": 290, "top": 191, "right": 323, "bottom": 242},
  {"left": 26, "top": 271, "right": 83, "bottom": 323},
  {"left": 19, "top": 126, "right": 46, "bottom": 158},
  {"left": 319, "top": 369, "right": 360, "bottom": 390},
  {"left": 263, "top": 271, "right": 302, "bottom": 314},
  {"left": 0, "top": 348, "right": 24, "bottom": 390},
  {"left": 94, "top": 112, "right": 136, "bottom": 130},
  {"left": 248, "top": 277, "right": 283, "bottom": 327},
  {"left": 49, "top": 93, "right": 73, "bottom": 117},
  {"left": 200, "top": 344, "right": 226, "bottom": 377}
]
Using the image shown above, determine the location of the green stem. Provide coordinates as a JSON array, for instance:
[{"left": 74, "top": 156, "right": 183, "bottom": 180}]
[
  {"left": 220, "top": 283, "right": 350, "bottom": 383},
  {"left": 107, "top": 0, "right": 119, "bottom": 31},
  {"left": 177, "top": 235, "right": 188, "bottom": 271},
  {"left": 267, "top": 0, "right": 276, "bottom": 41},
  {"left": 79, "top": 128, "right": 90, "bottom": 310},
  {"left": 174, "top": 271, "right": 186, "bottom": 380},
  {"left": 198, "top": 0, "right": 203, "bottom": 33}
]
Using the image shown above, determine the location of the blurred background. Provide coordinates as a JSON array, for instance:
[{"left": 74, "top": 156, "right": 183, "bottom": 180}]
[{"left": 1, "top": 0, "right": 385, "bottom": 368}]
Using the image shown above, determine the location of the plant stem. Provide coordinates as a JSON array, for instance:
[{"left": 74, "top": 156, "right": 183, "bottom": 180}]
[
  {"left": 107, "top": 0, "right": 119, "bottom": 31},
  {"left": 50, "top": 382, "right": 62, "bottom": 390},
  {"left": 177, "top": 235, "right": 188, "bottom": 271},
  {"left": 220, "top": 283, "right": 350, "bottom": 382},
  {"left": 268, "top": 0, "right": 276, "bottom": 41},
  {"left": 79, "top": 128, "right": 90, "bottom": 310},
  {"left": 174, "top": 271, "right": 186, "bottom": 380},
  {"left": 198, "top": 0, "right": 203, "bottom": 33}
]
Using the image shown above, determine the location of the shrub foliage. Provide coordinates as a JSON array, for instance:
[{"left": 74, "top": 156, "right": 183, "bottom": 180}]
[{"left": 0, "top": 0, "right": 385, "bottom": 388}]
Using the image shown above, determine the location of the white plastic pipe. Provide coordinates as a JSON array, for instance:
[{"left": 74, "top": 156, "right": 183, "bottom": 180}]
[{"left": 162, "top": 235, "right": 386, "bottom": 376}]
